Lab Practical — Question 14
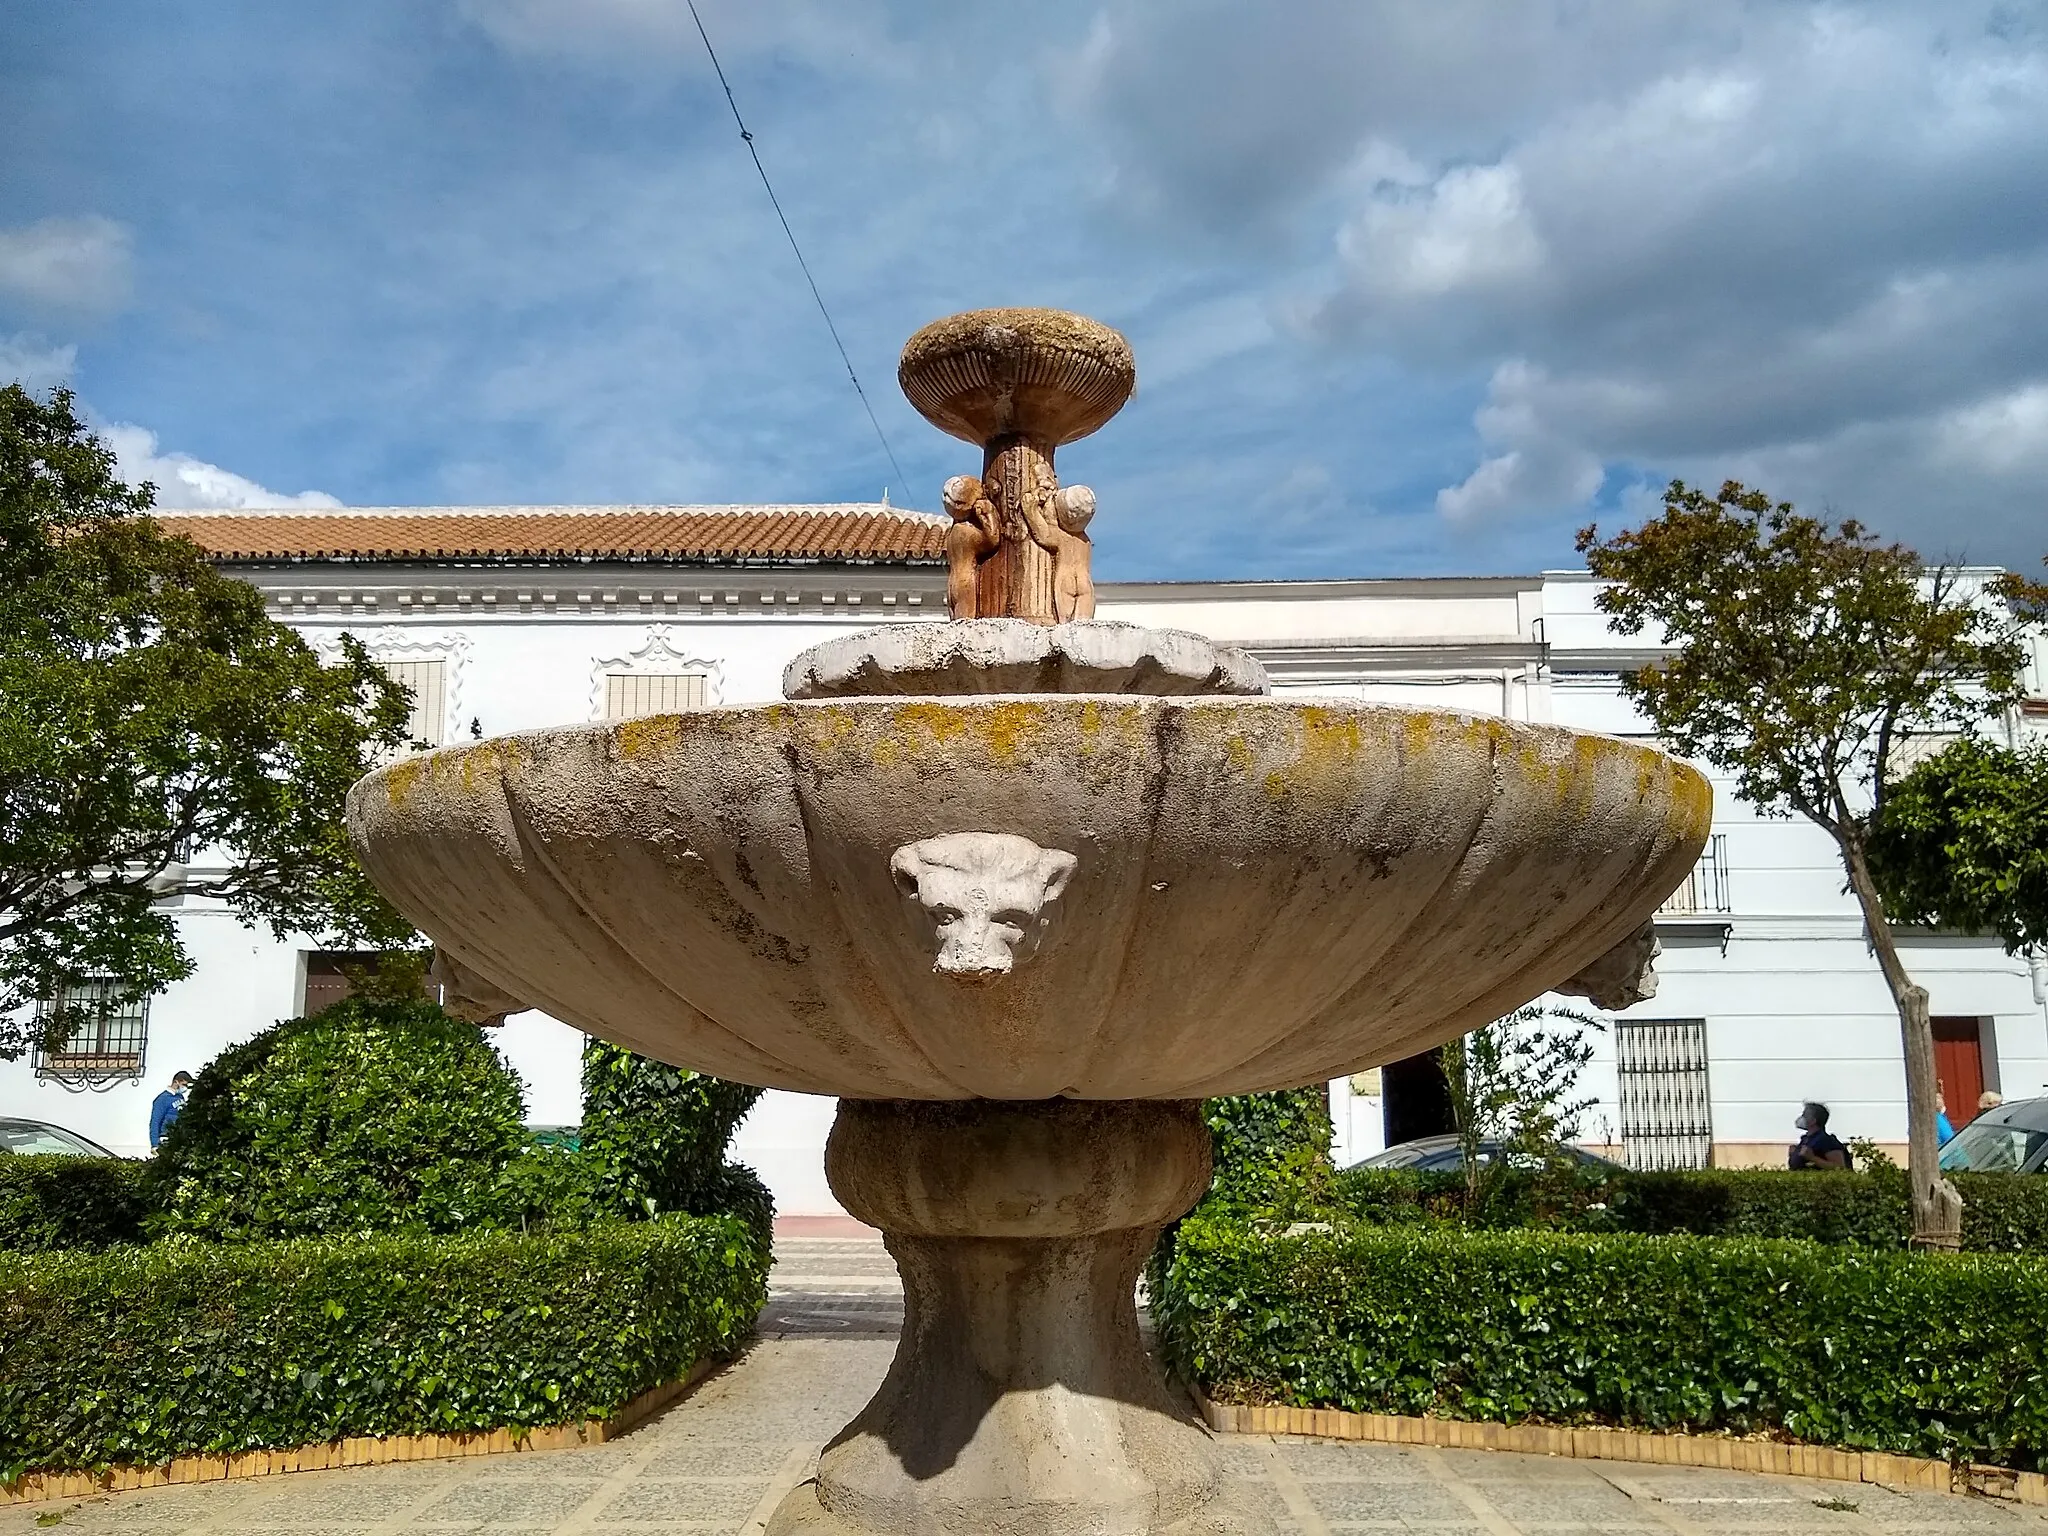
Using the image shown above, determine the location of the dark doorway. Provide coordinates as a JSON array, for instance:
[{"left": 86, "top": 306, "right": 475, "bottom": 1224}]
[
  {"left": 1382, "top": 1047, "right": 1456, "bottom": 1147},
  {"left": 1932, "top": 1017, "right": 1986, "bottom": 1123}
]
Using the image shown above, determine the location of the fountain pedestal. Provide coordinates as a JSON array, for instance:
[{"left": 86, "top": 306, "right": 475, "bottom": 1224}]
[{"left": 769, "top": 1099, "right": 1263, "bottom": 1536}]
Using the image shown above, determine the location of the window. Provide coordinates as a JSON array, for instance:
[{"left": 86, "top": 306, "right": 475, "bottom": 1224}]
[
  {"left": 1615, "top": 1018, "right": 1713, "bottom": 1170},
  {"left": 605, "top": 672, "right": 708, "bottom": 720},
  {"left": 33, "top": 981, "right": 150, "bottom": 1087},
  {"left": 379, "top": 659, "right": 447, "bottom": 747}
]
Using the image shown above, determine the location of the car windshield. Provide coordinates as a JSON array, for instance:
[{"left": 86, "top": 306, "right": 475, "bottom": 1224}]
[
  {"left": 1939, "top": 1106, "right": 2048, "bottom": 1173},
  {"left": 0, "top": 1120, "right": 106, "bottom": 1156}
]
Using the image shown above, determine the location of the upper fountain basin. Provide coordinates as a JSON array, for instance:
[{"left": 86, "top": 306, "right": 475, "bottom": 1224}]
[
  {"left": 346, "top": 697, "right": 1710, "bottom": 1101},
  {"left": 899, "top": 308, "right": 1136, "bottom": 448}
]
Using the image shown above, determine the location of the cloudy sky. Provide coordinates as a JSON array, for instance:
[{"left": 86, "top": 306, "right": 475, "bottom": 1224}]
[{"left": 3, "top": 1, "right": 2044, "bottom": 578}]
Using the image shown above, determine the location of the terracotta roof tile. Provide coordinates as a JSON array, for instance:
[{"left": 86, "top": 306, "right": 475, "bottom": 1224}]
[{"left": 159, "top": 505, "right": 947, "bottom": 564}]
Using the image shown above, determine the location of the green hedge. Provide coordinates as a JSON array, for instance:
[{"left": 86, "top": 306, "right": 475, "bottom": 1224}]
[
  {"left": 1153, "top": 1214, "right": 2048, "bottom": 1470},
  {"left": 1332, "top": 1164, "right": 2048, "bottom": 1252},
  {"left": 0, "top": 1213, "right": 769, "bottom": 1480},
  {"left": 0, "top": 1157, "right": 147, "bottom": 1252},
  {"left": 148, "top": 996, "right": 530, "bottom": 1240}
]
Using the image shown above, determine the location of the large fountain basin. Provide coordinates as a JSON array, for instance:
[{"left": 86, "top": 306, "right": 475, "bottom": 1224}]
[{"left": 346, "top": 697, "right": 1710, "bottom": 1101}]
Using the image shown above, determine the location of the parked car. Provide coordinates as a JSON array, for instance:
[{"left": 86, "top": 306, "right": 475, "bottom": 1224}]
[
  {"left": 0, "top": 1117, "right": 119, "bottom": 1157},
  {"left": 1347, "top": 1134, "right": 1623, "bottom": 1173},
  {"left": 1938, "top": 1095, "right": 2048, "bottom": 1174}
]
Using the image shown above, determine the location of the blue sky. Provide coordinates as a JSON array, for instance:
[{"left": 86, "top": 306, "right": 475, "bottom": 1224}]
[{"left": 3, "top": 1, "right": 2045, "bottom": 579}]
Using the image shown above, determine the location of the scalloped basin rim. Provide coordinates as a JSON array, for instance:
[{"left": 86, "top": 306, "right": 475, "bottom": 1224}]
[{"left": 349, "top": 697, "right": 1711, "bottom": 1102}]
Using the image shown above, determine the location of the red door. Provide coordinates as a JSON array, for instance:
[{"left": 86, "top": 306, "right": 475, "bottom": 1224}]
[{"left": 1931, "top": 1018, "right": 1985, "bottom": 1124}]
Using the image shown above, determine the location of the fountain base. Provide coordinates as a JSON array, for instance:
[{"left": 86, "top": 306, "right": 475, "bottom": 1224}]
[{"left": 766, "top": 1099, "right": 1274, "bottom": 1536}]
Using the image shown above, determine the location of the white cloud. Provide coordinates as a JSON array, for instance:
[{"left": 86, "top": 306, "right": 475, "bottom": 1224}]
[
  {"left": 0, "top": 335, "right": 78, "bottom": 394},
  {"left": 0, "top": 217, "right": 134, "bottom": 318},
  {"left": 1935, "top": 382, "right": 2048, "bottom": 475},
  {"left": 102, "top": 423, "right": 341, "bottom": 511},
  {"left": 455, "top": 0, "right": 900, "bottom": 76},
  {"left": 1070, "top": 2, "right": 2048, "bottom": 560},
  {"left": 1436, "top": 363, "right": 1604, "bottom": 522},
  {"left": 1336, "top": 163, "right": 1545, "bottom": 300}
]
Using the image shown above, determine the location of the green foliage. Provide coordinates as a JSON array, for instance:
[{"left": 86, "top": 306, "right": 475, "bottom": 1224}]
[
  {"left": 146, "top": 994, "right": 529, "bottom": 1239},
  {"left": 1439, "top": 1005, "right": 1601, "bottom": 1214},
  {"left": 576, "top": 1039, "right": 766, "bottom": 1233},
  {"left": 1868, "top": 736, "right": 2048, "bottom": 954},
  {"left": 0, "top": 1156, "right": 148, "bottom": 1252},
  {"left": 1332, "top": 1164, "right": 2048, "bottom": 1253},
  {"left": 1576, "top": 480, "right": 2030, "bottom": 832},
  {"left": 1153, "top": 1213, "right": 2048, "bottom": 1469},
  {"left": 0, "top": 1215, "right": 769, "bottom": 1480},
  {"left": 0, "top": 385, "right": 414, "bottom": 1058},
  {"left": 1199, "top": 1088, "right": 1334, "bottom": 1217}
]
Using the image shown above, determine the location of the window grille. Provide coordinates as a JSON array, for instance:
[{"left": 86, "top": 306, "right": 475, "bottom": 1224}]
[
  {"left": 1616, "top": 1018, "right": 1713, "bottom": 1170},
  {"left": 34, "top": 981, "right": 150, "bottom": 1089},
  {"left": 379, "top": 659, "right": 447, "bottom": 747},
  {"left": 1658, "top": 834, "right": 1730, "bottom": 915},
  {"left": 605, "top": 672, "right": 708, "bottom": 719}
]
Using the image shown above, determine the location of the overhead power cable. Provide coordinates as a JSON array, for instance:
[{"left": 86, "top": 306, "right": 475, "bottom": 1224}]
[{"left": 685, "top": 0, "right": 909, "bottom": 496}]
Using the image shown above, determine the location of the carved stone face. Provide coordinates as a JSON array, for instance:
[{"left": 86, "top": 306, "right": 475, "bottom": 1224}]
[{"left": 889, "top": 832, "right": 1078, "bottom": 980}]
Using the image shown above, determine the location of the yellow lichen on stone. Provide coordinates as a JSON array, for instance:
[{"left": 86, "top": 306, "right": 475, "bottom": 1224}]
[
  {"left": 978, "top": 700, "right": 1048, "bottom": 765},
  {"left": 383, "top": 756, "right": 425, "bottom": 806},
  {"left": 615, "top": 714, "right": 685, "bottom": 761}
]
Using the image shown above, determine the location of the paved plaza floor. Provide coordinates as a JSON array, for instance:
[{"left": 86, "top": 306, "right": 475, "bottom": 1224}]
[{"left": 7, "top": 1232, "right": 2042, "bottom": 1536}]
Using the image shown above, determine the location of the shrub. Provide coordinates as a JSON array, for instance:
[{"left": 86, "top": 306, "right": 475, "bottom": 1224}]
[
  {"left": 1201, "top": 1089, "right": 1333, "bottom": 1215},
  {"left": 1153, "top": 1214, "right": 2048, "bottom": 1470},
  {"left": 146, "top": 995, "right": 529, "bottom": 1239},
  {"left": 577, "top": 1039, "right": 766, "bottom": 1234},
  {"left": 0, "top": 1156, "right": 147, "bottom": 1252},
  {"left": 0, "top": 1214, "right": 768, "bottom": 1480},
  {"left": 1332, "top": 1164, "right": 2048, "bottom": 1253}
]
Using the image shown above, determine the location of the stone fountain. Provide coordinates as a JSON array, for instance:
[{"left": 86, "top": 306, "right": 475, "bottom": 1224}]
[{"left": 348, "top": 308, "right": 1711, "bottom": 1535}]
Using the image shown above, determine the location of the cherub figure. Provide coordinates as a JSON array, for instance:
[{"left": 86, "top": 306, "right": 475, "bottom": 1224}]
[
  {"left": 942, "top": 474, "right": 1000, "bottom": 620},
  {"left": 1021, "top": 481, "right": 1096, "bottom": 622}
]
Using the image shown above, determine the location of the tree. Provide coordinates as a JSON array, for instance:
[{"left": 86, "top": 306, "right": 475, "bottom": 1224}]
[
  {"left": 1438, "top": 1004, "right": 1600, "bottom": 1216},
  {"left": 1868, "top": 737, "right": 2048, "bottom": 955},
  {"left": 0, "top": 384, "right": 413, "bottom": 1058},
  {"left": 1577, "top": 481, "right": 2032, "bottom": 1247}
]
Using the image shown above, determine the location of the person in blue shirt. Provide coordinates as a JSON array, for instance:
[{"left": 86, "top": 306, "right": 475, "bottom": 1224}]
[
  {"left": 1788, "top": 1102, "right": 1851, "bottom": 1170},
  {"left": 1935, "top": 1088, "right": 1956, "bottom": 1146},
  {"left": 148, "top": 1071, "right": 192, "bottom": 1150}
]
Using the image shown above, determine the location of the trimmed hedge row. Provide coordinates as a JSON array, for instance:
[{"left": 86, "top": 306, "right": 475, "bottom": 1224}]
[
  {"left": 1152, "top": 1214, "right": 2048, "bottom": 1471},
  {"left": 1333, "top": 1164, "right": 2048, "bottom": 1252},
  {"left": 0, "top": 1213, "right": 769, "bottom": 1481},
  {"left": 0, "top": 1156, "right": 148, "bottom": 1252}
]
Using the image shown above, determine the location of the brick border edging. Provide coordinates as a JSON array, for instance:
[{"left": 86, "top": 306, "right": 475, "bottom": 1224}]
[
  {"left": 1191, "top": 1388, "right": 2048, "bottom": 1508},
  {"left": 1, "top": 1356, "right": 718, "bottom": 1507}
]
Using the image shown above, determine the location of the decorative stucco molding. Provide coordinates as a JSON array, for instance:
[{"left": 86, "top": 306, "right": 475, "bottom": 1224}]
[{"left": 589, "top": 625, "right": 725, "bottom": 720}]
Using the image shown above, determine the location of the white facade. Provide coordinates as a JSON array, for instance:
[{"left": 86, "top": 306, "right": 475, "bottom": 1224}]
[{"left": 8, "top": 519, "right": 2045, "bottom": 1209}]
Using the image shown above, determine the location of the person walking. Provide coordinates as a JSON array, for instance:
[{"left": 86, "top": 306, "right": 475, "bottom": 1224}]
[
  {"left": 149, "top": 1070, "right": 192, "bottom": 1150},
  {"left": 1936, "top": 1088, "right": 1956, "bottom": 1145},
  {"left": 1789, "top": 1102, "right": 1851, "bottom": 1170}
]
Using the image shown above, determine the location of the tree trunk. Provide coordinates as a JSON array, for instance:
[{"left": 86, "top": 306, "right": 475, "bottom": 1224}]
[{"left": 1838, "top": 827, "right": 1963, "bottom": 1250}]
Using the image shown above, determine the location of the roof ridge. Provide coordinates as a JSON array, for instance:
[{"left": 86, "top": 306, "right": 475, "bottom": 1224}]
[{"left": 157, "top": 502, "right": 944, "bottom": 524}]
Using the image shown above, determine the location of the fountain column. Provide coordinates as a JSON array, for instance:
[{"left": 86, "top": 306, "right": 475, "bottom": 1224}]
[
  {"left": 977, "top": 433, "right": 1059, "bottom": 623},
  {"left": 769, "top": 1099, "right": 1254, "bottom": 1536}
]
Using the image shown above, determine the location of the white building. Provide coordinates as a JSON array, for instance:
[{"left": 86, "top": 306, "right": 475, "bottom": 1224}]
[{"left": 7, "top": 505, "right": 2045, "bottom": 1208}]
